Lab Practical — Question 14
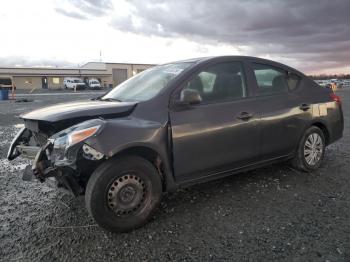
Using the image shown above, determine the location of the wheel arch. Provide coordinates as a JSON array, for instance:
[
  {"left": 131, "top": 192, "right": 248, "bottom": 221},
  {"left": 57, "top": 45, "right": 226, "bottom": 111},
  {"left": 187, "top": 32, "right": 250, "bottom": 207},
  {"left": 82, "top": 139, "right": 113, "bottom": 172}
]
[
  {"left": 294, "top": 121, "right": 330, "bottom": 154},
  {"left": 108, "top": 143, "right": 175, "bottom": 192},
  {"left": 311, "top": 121, "right": 330, "bottom": 145}
]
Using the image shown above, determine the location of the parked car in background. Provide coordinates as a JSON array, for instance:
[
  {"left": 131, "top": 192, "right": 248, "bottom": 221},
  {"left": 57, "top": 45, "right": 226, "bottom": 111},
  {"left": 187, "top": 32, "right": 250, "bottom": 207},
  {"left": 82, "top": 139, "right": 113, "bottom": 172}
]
[
  {"left": 88, "top": 79, "right": 102, "bottom": 89},
  {"left": 314, "top": 79, "right": 330, "bottom": 87},
  {"left": 63, "top": 77, "right": 86, "bottom": 90},
  {"left": 337, "top": 79, "right": 344, "bottom": 88},
  {"left": 8, "top": 56, "right": 344, "bottom": 233},
  {"left": 343, "top": 79, "right": 350, "bottom": 88}
]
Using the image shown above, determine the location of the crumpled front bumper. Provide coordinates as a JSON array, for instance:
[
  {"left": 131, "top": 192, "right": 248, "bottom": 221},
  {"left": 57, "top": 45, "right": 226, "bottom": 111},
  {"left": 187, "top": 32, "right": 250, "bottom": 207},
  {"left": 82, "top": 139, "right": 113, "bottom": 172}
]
[
  {"left": 7, "top": 127, "right": 28, "bottom": 160},
  {"left": 32, "top": 141, "right": 55, "bottom": 181},
  {"left": 32, "top": 141, "right": 84, "bottom": 195},
  {"left": 8, "top": 119, "right": 106, "bottom": 195},
  {"left": 7, "top": 129, "right": 83, "bottom": 195}
]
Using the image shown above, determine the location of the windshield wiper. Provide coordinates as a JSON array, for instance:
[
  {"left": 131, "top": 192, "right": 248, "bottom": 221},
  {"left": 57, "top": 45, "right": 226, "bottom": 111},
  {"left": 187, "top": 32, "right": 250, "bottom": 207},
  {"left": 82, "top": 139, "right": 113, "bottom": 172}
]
[{"left": 100, "top": 97, "right": 123, "bottom": 102}]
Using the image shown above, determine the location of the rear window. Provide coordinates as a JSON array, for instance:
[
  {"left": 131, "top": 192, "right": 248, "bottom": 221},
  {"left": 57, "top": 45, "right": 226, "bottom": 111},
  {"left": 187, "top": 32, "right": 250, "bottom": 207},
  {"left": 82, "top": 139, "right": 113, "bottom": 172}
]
[
  {"left": 253, "top": 63, "right": 288, "bottom": 95},
  {"left": 253, "top": 63, "right": 301, "bottom": 94}
]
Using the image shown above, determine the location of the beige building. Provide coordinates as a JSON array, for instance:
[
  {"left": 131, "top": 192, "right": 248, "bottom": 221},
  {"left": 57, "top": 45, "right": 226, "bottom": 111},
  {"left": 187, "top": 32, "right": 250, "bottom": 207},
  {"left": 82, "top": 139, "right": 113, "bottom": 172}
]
[{"left": 0, "top": 62, "right": 155, "bottom": 90}]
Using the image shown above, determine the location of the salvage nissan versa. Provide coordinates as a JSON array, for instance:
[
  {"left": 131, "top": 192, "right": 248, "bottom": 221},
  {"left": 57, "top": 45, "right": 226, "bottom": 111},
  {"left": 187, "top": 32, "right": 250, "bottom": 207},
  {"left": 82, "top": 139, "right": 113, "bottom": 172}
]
[{"left": 8, "top": 56, "right": 344, "bottom": 232}]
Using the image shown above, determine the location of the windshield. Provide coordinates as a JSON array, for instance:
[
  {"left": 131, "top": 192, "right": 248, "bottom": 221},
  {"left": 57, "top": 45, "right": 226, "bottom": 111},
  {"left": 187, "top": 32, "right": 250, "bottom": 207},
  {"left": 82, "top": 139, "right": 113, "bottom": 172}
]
[
  {"left": 73, "top": 79, "right": 83, "bottom": 83},
  {"left": 102, "top": 62, "right": 193, "bottom": 102}
]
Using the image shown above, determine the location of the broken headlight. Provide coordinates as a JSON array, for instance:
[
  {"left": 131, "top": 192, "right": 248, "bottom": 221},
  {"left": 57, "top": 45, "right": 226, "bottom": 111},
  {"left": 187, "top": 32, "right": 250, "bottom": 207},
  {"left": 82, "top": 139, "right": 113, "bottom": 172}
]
[
  {"left": 49, "top": 119, "right": 104, "bottom": 165},
  {"left": 67, "top": 125, "right": 100, "bottom": 147}
]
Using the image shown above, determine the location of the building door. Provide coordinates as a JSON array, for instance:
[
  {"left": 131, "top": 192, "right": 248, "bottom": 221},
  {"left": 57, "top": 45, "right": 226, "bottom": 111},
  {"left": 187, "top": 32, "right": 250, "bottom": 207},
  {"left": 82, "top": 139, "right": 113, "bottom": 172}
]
[
  {"left": 112, "top": 69, "right": 128, "bottom": 86},
  {"left": 41, "top": 77, "right": 48, "bottom": 89}
]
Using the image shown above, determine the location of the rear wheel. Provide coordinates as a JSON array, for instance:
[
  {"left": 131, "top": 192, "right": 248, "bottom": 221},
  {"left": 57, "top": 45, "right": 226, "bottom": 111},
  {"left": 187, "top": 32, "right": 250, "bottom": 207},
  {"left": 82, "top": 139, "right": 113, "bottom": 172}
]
[
  {"left": 292, "top": 126, "right": 325, "bottom": 172},
  {"left": 85, "top": 156, "right": 162, "bottom": 233}
]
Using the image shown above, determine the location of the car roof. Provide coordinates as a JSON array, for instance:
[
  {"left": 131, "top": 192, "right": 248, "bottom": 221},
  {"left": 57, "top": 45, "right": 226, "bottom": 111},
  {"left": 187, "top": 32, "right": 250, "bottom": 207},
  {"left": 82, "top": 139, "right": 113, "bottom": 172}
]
[{"left": 163, "top": 56, "right": 305, "bottom": 76}]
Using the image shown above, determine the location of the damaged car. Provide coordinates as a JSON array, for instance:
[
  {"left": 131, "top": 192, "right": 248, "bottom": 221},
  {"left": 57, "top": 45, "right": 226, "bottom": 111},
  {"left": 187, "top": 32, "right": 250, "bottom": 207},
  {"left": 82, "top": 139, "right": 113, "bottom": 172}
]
[{"left": 8, "top": 56, "right": 344, "bottom": 233}]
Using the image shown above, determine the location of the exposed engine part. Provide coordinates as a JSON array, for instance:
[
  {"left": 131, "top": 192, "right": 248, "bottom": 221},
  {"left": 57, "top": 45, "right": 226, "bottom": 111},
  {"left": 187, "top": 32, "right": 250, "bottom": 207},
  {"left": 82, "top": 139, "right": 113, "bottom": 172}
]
[
  {"left": 16, "top": 145, "right": 40, "bottom": 159},
  {"left": 32, "top": 131, "right": 49, "bottom": 146},
  {"left": 82, "top": 144, "right": 104, "bottom": 160}
]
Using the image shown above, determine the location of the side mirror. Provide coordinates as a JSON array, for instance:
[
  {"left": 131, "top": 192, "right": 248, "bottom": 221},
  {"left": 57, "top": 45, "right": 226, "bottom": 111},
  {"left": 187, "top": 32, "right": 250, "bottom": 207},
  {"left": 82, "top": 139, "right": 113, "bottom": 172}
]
[{"left": 177, "top": 89, "right": 202, "bottom": 106}]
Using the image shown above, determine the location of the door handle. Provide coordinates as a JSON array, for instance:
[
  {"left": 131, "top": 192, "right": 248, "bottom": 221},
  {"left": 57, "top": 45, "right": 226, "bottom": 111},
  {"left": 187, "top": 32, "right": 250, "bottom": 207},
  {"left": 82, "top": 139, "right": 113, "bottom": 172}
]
[
  {"left": 237, "top": 112, "right": 253, "bottom": 120},
  {"left": 299, "top": 103, "right": 310, "bottom": 111}
]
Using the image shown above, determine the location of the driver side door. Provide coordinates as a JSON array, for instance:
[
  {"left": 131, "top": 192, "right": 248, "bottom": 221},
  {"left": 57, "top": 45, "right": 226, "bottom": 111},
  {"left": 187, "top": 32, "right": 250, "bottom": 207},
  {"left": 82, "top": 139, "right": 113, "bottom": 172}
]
[{"left": 169, "top": 61, "right": 261, "bottom": 182}]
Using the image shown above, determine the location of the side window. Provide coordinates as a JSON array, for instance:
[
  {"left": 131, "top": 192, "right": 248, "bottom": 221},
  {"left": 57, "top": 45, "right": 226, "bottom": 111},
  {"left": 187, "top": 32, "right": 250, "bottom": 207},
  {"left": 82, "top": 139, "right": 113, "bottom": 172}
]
[
  {"left": 253, "top": 63, "right": 288, "bottom": 95},
  {"left": 198, "top": 71, "right": 216, "bottom": 94},
  {"left": 287, "top": 73, "right": 301, "bottom": 91},
  {"left": 183, "top": 62, "right": 247, "bottom": 103}
]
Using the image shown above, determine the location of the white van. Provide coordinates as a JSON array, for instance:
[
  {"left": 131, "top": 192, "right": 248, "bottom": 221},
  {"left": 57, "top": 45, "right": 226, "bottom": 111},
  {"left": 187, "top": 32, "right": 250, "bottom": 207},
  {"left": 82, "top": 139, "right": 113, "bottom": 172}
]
[
  {"left": 88, "top": 79, "right": 101, "bottom": 89},
  {"left": 63, "top": 78, "right": 86, "bottom": 90}
]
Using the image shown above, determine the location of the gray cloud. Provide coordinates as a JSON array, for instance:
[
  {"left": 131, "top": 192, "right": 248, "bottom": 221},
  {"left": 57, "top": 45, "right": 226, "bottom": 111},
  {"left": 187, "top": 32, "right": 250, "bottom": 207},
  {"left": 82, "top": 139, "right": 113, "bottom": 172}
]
[
  {"left": 111, "top": 0, "right": 350, "bottom": 72},
  {"left": 55, "top": 0, "right": 112, "bottom": 19}
]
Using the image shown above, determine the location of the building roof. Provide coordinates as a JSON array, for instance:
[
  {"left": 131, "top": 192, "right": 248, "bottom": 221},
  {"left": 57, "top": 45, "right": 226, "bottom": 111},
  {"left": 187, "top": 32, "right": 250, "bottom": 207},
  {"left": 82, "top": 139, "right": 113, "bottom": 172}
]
[
  {"left": 0, "top": 61, "right": 155, "bottom": 76},
  {"left": 0, "top": 67, "right": 111, "bottom": 76},
  {"left": 81, "top": 61, "right": 156, "bottom": 67}
]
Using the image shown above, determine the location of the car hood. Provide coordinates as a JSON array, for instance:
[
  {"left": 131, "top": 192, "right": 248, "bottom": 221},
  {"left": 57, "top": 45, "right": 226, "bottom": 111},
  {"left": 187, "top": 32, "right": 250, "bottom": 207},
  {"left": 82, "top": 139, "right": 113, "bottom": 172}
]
[{"left": 21, "top": 100, "right": 137, "bottom": 122}]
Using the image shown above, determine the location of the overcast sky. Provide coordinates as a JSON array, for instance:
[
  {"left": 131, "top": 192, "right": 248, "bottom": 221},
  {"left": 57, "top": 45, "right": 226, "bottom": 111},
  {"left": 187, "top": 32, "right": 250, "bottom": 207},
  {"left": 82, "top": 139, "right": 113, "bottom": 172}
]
[{"left": 1, "top": 0, "right": 349, "bottom": 74}]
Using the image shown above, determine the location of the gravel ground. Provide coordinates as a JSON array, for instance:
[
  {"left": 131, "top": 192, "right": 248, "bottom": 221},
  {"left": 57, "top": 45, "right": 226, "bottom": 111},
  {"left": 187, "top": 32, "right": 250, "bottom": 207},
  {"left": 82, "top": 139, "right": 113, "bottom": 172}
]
[{"left": 0, "top": 90, "right": 349, "bottom": 262}]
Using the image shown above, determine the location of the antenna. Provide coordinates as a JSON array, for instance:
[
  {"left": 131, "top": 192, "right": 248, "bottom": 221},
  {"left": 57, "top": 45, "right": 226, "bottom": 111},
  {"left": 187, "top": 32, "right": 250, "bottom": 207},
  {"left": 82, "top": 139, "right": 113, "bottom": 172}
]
[{"left": 99, "top": 50, "right": 102, "bottom": 62}]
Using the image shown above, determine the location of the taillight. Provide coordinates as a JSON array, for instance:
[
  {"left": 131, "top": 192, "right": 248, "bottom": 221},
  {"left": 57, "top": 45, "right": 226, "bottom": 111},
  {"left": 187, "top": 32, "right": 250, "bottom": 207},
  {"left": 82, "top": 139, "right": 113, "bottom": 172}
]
[{"left": 330, "top": 92, "right": 341, "bottom": 105}]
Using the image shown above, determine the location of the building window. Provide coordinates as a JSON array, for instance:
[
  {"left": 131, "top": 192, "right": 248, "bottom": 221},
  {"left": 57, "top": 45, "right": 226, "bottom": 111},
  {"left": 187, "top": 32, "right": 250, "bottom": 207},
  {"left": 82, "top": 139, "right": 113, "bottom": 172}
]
[{"left": 52, "top": 77, "right": 60, "bottom": 84}]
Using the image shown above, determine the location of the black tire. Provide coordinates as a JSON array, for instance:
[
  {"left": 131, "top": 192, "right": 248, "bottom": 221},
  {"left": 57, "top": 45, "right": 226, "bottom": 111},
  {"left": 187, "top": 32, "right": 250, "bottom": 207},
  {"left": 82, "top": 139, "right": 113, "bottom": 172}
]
[
  {"left": 85, "top": 156, "right": 162, "bottom": 233},
  {"left": 291, "top": 126, "right": 326, "bottom": 172},
  {"left": 64, "top": 84, "right": 67, "bottom": 89}
]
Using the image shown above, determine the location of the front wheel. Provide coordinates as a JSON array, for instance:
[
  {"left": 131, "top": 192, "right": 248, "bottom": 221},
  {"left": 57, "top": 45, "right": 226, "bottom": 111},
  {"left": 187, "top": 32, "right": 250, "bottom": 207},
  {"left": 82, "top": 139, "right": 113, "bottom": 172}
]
[
  {"left": 85, "top": 156, "right": 162, "bottom": 233},
  {"left": 292, "top": 126, "right": 326, "bottom": 172}
]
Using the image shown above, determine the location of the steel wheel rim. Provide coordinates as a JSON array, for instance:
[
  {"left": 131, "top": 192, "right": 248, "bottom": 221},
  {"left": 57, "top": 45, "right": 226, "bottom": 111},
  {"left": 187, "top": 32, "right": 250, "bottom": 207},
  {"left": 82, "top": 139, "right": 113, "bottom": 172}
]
[
  {"left": 107, "top": 173, "right": 146, "bottom": 216},
  {"left": 304, "top": 133, "right": 323, "bottom": 166}
]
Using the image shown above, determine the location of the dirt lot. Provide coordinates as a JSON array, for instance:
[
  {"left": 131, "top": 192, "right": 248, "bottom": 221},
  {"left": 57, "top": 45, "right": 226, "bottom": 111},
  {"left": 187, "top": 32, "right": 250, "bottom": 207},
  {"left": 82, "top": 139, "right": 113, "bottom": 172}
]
[{"left": 1, "top": 89, "right": 349, "bottom": 261}]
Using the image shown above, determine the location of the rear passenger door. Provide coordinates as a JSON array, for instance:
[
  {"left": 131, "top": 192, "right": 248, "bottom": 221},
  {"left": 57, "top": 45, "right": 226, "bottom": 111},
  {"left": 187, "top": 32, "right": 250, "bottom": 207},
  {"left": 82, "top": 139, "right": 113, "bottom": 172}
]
[{"left": 248, "top": 62, "right": 304, "bottom": 160}]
